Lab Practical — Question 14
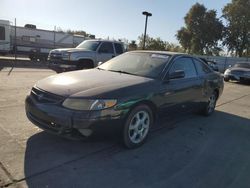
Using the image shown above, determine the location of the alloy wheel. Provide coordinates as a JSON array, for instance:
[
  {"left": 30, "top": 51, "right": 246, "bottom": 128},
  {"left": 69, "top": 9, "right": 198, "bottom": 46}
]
[{"left": 128, "top": 110, "right": 150, "bottom": 144}]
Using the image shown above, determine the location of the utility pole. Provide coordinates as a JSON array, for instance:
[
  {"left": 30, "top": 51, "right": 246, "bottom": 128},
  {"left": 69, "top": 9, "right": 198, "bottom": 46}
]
[
  {"left": 142, "top": 11, "right": 152, "bottom": 50},
  {"left": 54, "top": 26, "right": 56, "bottom": 48},
  {"left": 14, "top": 18, "right": 17, "bottom": 61}
]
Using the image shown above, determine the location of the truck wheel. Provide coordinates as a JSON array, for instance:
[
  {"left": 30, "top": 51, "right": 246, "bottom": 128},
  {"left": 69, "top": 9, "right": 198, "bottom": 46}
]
[
  {"left": 77, "top": 60, "right": 94, "bottom": 70},
  {"left": 29, "top": 55, "right": 35, "bottom": 61}
]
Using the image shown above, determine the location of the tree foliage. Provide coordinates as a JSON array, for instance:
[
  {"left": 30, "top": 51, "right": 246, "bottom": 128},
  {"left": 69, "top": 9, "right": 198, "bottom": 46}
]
[
  {"left": 128, "top": 40, "right": 138, "bottom": 51},
  {"left": 138, "top": 34, "right": 166, "bottom": 50},
  {"left": 176, "top": 3, "right": 224, "bottom": 55},
  {"left": 67, "top": 29, "right": 87, "bottom": 36},
  {"left": 165, "top": 42, "right": 185, "bottom": 53},
  {"left": 136, "top": 34, "right": 184, "bottom": 52},
  {"left": 223, "top": 0, "right": 250, "bottom": 57}
]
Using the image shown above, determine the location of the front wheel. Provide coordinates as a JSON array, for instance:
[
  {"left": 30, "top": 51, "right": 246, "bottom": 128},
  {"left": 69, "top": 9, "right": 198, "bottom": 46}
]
[
  {"left": 224, "top": 77, "right": 229, "bottom": 82},
  {"left": 123, "top": 105, "right": 154, "bottom": 149},
  {"left": 202, "top": 91, "right": 217, "bottom": 116}
]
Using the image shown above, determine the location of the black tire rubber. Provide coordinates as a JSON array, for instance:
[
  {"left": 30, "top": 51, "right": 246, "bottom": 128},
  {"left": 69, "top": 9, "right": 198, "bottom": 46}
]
[
  {"left": 123, "top": 104, "right": 154, "bottom": 149},
  {"left": 29, "top": 55, "right": 36, "bottom": 61},
  {"left": 224, "top": 77, "right": 229, "bottom": 82},
  {"left": 202, "top": 91, "right": 217, "bottom": 116}
]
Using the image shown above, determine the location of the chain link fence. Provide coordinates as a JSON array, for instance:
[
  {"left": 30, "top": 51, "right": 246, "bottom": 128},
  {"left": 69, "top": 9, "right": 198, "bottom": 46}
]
[{"left": 197, "top": 55, "right": 250, "bottom": 73}]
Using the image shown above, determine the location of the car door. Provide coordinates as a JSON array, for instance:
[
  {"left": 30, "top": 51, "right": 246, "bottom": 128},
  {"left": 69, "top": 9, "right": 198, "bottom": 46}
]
[
  {"left": 96, "top": 42, "right": 115, "bottom": 63},
  {"left": 193, "top": 58, "right": 216, "bottom": 104},
  {"left": 158, "top": 57, "right": 203, "bottom": 115}
]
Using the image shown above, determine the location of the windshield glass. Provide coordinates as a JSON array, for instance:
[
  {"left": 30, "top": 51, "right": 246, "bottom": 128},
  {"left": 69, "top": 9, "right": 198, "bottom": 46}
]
[
  {"left": 98, "top": 52, "right": 170, "bottom": 78},
  {"left": 76, "top": 40, "right": 101, "bottom": 51},
  {"left": 234, "top": 63, "right": 250, "bottom": 69}
]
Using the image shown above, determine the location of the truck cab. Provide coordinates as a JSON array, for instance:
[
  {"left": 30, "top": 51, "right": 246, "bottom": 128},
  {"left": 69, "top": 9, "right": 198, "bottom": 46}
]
[{"left": 48, "top": 39, "right": 125, "bottom": 73}]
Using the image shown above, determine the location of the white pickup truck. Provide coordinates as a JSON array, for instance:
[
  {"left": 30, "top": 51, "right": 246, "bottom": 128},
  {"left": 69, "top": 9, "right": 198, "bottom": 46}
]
[{"left": 48, "top": 39, "right": 125, "bottom": 73}]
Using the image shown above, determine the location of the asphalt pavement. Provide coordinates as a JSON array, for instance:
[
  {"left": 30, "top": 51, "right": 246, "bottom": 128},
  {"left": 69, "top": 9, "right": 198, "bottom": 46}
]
[{"left": 0, "top": 68, "right": 250, "bottom": 188}]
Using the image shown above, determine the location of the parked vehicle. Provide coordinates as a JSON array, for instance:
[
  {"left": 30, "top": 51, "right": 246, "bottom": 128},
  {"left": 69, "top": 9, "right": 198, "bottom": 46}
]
[
  {"left": 224, "top": 62, "right": 250, "bottom": 83},
  {"left": 25, "top": 51, "right": 224, "bottom": 148},
  {"left": 200, "top": 58, "right": 219, "bottom": 72},
  {"left": 47, "top": 39, "right": 125, "bottom": 73},
  {"left": 0, "top": 19, "right": 88, "bottom": 60}
]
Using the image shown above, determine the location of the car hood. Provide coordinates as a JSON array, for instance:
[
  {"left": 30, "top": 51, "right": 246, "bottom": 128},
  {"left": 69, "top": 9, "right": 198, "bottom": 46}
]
[
  {"left": 35, "top": 69, "right": 155, "bottom": 98},
  {"left": 228, "top": 67, "right": 250, "bottom": 72},
  {"left": 51, "top": 48, "right": 93, "bottom": 53}
]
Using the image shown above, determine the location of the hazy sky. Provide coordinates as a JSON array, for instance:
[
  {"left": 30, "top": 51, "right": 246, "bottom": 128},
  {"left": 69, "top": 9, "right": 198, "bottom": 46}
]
[{"left": 1, "top": 0, "right": 230, "bottom": 43}]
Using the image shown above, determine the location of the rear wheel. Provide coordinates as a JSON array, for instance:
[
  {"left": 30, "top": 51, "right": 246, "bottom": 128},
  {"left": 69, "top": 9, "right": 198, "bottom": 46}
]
[
  {"left": 224, "top": 77, "right": 229, "bottom": 82},
  {"left": 29, "top": 54, "right": 36, "bottom": 61},
  {"left": 202, "top": 91, "right": 217, "bottom": 116},
  {"left": 123, "top": 105, "right": 153, "bottom": 149}
]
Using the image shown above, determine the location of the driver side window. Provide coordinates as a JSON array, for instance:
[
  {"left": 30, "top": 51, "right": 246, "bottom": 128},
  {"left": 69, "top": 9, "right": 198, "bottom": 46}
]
[{"left": 170, "top": 57, "right": 197, "bottom": 78}]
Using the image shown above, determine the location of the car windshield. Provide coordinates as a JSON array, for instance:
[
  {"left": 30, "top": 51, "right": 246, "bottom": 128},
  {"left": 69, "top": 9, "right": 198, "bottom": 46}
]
[
  {"left": 76, "top": 40, "right": 101, "bottom": 51},
  {"left": 98, "top": 52, "right": 170, "bottom": 78},
  {"left": 234, "top": 63, "right": 250, "bottom": 69}
]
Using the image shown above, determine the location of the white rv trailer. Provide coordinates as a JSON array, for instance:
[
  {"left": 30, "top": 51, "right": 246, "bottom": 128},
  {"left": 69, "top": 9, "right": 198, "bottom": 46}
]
[{"left": 0, "top": 19, "right": 88, "bottom": 60}]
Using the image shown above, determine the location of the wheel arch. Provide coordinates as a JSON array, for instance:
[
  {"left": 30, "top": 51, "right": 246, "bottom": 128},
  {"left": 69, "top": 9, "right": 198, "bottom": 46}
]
[
  {"left": 127, "top": 100, "right": 158, "bottom": 123},
  {"left": 214, "top": 88, "right": 219, "bottom": 100}
]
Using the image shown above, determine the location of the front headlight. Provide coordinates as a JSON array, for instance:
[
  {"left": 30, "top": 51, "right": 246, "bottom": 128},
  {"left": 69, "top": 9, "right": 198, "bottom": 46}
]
[
  {"left": 224, "top": 69, "right": 231, "bottom": 75},
  {"left": 62, "top": 53, "right": 71, "bottom": 60},
  {"left": 62, "top": 98, "right": 117, "bottom": 111}
]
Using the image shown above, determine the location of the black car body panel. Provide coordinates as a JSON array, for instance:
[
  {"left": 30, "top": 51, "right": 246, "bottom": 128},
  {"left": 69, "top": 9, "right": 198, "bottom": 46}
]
[
  {"left": 26, "top": 51, "right": 224, "bottom": 139},
  {"left": 35, "top": 69, "right": 155, "bottom": 98}
]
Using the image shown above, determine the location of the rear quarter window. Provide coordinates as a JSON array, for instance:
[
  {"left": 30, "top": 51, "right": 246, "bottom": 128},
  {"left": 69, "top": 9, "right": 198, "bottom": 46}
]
[
  {"left": 0, "top": 26, "right": 5, "bottom": 40},
  {"left": 193, "top": 58, "right": 212, "bottom": 75},
  {"left": 114, "top": 43, "right": 124, "bottom": 55}
]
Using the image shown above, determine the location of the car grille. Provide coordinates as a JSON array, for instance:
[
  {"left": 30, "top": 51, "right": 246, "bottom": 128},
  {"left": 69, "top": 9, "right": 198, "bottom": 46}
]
[
  {"left": 49, "top": 52, "right": 62, "bottom": 61},
  {"left": 231, "top": 70, "right": 243, "bottom": 75},
  {"left": 31, "top": 87, "right": 65, "bottom": 104}
]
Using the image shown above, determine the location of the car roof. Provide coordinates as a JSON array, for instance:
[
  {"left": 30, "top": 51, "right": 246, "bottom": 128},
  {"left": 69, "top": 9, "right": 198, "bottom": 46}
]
[
  {"left": 85, "top": 39, "right": 123, "bottom": 44},
  {"left": 129, "top": 50, "right": 188, "bottom": 57}
]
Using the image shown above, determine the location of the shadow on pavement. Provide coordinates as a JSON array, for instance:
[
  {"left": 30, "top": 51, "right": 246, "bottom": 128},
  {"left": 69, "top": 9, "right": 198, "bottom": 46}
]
[{"left": 23, "top": 111, "right": 250, "bottom": 188}]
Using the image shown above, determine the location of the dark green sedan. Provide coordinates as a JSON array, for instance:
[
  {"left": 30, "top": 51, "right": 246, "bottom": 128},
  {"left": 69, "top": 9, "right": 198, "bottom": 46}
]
[{"left": 25, "top": 51, "right": 224, "bottom": 148}]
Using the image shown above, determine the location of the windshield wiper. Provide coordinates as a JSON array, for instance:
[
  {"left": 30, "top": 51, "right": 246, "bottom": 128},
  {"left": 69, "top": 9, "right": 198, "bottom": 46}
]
[{"left": 108, "top": 70, "right": 136, "bottom": 76}]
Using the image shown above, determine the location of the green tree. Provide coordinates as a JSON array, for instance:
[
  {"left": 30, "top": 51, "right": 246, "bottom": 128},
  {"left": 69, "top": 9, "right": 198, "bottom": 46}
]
[
  {"left": 176, "top": 3, "right": 224, "bottom": 55},
  {"left": 138, "top": 34, "right": 166, "bottom": 50},
  {"left": 165, "top": 42, "right": 185, "bottom": 53},
  {"left": 67, "top": 29, "right": 87, "bottom": 36},
  {"left": 223, "top": 0, "right": 250, "bottom": 57},
  {"left": 176, "top": 27, "right": 191, "bottom": 53},
  {"left": 128, "top": 40, "right": 138, "bottom": 51}
]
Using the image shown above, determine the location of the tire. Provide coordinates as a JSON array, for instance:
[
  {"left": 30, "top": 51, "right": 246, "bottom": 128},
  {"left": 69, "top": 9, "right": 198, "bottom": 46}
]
[
  {"left": 224, "top": 77, "right": 229, "bottom": 82},
  {"left": 123, "top": 105, "right": 154, "bottom": 149},
  {"left": 202, "top": 91, "right": 217, "bottom": 116},
  {"left": 29, "top": 55, "right": 35, "bottom": 61}
]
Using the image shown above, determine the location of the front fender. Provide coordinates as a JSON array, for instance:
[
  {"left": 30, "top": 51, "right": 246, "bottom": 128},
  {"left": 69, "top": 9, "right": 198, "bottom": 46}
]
[{"left": 71, "top": 52, "right": 96, "bottom": 63}]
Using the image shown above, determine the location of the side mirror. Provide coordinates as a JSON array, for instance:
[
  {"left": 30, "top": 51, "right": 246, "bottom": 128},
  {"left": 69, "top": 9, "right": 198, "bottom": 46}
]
[
  {"left": 98, "top": 62, "right": 103, "bottom": 66},
  {"left": 169, "top": 70, "right": 185, "bottom": 79}
]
